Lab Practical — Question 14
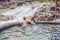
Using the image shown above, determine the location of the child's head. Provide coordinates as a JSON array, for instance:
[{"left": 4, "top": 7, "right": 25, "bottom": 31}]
[{"left": 23, "top": 17, "right": 26, "bottom": 20}]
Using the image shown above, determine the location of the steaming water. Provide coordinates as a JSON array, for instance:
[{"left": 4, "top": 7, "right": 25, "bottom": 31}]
[
  {"left": 3, "top": 6, "right": 32, "bottom": 20},
  {"left": 2, "top": 3, "right": 43, "bottom": 21},
  {"left": 0, "top": 24, "right": 60, "bottom": 40},
  {"left": 0, "top": 3, "right": 60, "bottom": 40}
]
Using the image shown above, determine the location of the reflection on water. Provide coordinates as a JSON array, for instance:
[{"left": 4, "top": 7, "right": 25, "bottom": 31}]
[{"left": 0, "top": 24, "right": 60, "bottom": 40}]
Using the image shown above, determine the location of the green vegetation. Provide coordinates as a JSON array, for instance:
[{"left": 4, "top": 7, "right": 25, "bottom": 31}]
[
  {"left": 10, "top": 4, "right": 17, "bottom": 9},
  {"left": 39, "top": 0, "right": 60, "bottom": 2},
  {"left": 39, "top": 0, "right": 52, "bottom": 2}
]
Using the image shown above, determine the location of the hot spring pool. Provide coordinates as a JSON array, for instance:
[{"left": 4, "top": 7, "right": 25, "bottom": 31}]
[{"left": 0, "top": 24, "right": 60, "bottom": 40}]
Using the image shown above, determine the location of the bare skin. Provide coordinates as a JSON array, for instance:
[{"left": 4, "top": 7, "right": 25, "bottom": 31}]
[
  {"left": 22, "top": 20, "right": 27, "bottom": 27},
  {"left": 28, "top": 16, "right": 38, "bottom": 33},
  {"left": 21, "top": 17, "right": 27, "bottom": 35},
  {"left": 28, "top": 16, "right": 35, "bottom": 24}
]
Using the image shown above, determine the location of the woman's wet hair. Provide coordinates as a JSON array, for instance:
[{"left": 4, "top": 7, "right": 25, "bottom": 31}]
[
  {"left": 27, "top": 22, "right": 31, "bottom": 25},
  {"left": 31, "top": 17, "right": 36, "bottom": 23}
]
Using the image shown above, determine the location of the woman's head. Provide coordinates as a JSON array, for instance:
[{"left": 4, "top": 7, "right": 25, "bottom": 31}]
[
  {"left": 30, "top": 16, "right": 35, "bottom": 23},
  {"left": 29, "top": 16, "right": 34, "bottom": 20}
]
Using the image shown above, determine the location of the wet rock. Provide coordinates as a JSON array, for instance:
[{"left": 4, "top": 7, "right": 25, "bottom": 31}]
[
  {"left": 0, "top": 16, "right": 13, "bottom": 22},
  {"left": 0, "top": 5, "right": 4, "bottom": 9}
]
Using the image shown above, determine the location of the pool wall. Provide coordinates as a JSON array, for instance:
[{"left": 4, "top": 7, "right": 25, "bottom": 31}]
[{"left": 0, "top": 21, "right": 60, "bottom": 32}]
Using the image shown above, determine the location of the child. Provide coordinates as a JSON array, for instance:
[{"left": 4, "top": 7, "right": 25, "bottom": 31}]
[{"left": 21, "top": 17, "right": 27, "bottom": 35}]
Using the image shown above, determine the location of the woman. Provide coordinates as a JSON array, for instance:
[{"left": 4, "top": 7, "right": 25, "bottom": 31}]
[
  {"left": 29, "top": 16, "right": 36, "bottom": 24},
  {"left": 28, "top": 16, "right": 38, "bottom": 32}
]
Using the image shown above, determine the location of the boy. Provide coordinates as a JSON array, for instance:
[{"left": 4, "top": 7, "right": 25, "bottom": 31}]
[{"left": 21, "top": 17, "right": 27, "bottom": 35}]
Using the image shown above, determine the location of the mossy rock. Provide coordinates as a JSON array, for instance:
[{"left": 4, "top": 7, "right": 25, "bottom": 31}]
[{"left": 10, "top": 4, "right": 17, "bottom": 9}]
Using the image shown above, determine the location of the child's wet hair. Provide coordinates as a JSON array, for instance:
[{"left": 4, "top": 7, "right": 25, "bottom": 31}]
[{"left": 23, "top": 17, "right": 26, "bottom": 20}]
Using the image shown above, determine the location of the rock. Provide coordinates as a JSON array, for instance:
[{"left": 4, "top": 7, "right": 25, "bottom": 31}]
[{"left": 0, "top": 5, "right": 4, "bottom": 9}]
